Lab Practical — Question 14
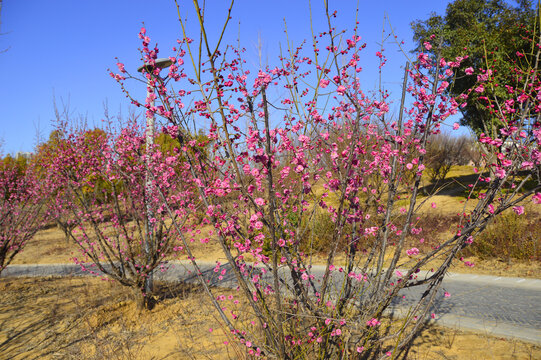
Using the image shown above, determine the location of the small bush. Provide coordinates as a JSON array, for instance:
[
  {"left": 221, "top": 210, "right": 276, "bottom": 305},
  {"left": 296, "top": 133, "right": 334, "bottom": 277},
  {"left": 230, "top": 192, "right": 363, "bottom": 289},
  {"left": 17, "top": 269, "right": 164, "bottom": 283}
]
[
  {"left": 464, "top": 212, "right": 541, "bottom": 261},
  {"left": 425, "top": 134, "right": 476, "bottom": 182}
]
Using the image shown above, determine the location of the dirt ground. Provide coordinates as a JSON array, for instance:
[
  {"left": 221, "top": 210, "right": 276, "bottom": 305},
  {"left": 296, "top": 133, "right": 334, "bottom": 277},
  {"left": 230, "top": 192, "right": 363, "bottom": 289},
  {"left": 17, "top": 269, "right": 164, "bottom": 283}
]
[{"left": 0, "top": 276, "right": 539, "bottom": 360}]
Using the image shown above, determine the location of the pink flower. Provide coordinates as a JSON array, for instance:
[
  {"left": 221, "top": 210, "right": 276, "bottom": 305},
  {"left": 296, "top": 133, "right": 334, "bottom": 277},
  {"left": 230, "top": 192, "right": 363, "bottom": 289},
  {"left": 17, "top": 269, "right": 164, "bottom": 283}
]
[
  {"left": 431, "top": 202, "right": 437, "bottom": 208},
  {"left": 254, "top": 197, "right": 265, "bottom": 206},
  {"left": 423, "top": 41, "right": 432, "bottom": 50},
  {"left": 367, "top": 318, "right": 381, "bottom": 327},
  {"left": 444, "top": 292, "right": 450, "bottom": 298},
  {"left": 319, "top": 79, "right": 330, "bottom": 88},
  {"left": 453, "top": 122, "right": 460, "bottom": 130},
  {"left": 465, "top": 67, "right": 474, "bottom": 75},
  {"left": 513, "top": 206, "right": 524, "bottom": 215},
  {"left": 494, "top": 168, "right": 506, "bottom": 179},
  {"left": 474, "top": 85, "right": 485, "bottom": 93},
  {"left": 431, "top": 313, "right": 436, "bottom": 319},
  {"left": 406, "top": 163, "right": 413, "bottom": 170},
  {"left": 406, "top": 247, "right": 420, "bottom": 256},
  {"left": 116, "top": 62, "right": 126, "bottom": 73},
  {"left": 337, "top": 85, "right": 346, "bottom": 95},
  {"left": 533, "top": 193, "right": 541, "bottom": 204},
  {"left": 357, "top": 346, "right": 364, "bottom": 353}
]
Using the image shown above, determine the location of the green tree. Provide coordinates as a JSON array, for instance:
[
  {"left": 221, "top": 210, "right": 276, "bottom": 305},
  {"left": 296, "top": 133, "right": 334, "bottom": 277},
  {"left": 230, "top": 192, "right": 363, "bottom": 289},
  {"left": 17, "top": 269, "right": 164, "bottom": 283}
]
[{"left": 411, "top": 0, "right": 538, "bottom": 136}]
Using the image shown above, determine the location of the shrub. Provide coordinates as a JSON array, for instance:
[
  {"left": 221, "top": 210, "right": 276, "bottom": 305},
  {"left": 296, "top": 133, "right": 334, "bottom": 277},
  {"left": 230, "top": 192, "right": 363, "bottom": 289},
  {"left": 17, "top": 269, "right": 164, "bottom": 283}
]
[
  {"left": 425, "top": 134, "right": 475, "bottom": 182},
  {"left": 464, "top": 211, "right": 541, "bottom": 262}
]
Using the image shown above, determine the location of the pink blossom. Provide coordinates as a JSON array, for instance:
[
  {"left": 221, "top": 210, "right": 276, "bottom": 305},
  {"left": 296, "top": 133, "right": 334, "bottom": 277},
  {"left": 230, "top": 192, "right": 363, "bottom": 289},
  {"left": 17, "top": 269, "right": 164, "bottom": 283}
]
[
  {"left": 453, "top": 122, "right": 460, "bottom": 130},
  {"left": 474, "top": 85, "right": 485, "bottom": 93},
  {"left": 444, "top": 292, "right": 451, "bottom": 298},
  {"left": 406, "top": 247, "right": 420, "bottom": 256},
  {"left": 337, "top": 85, "right": 346, "bottom": 95},
  {"left": 254, "top": 197, "right": 265, "bottom": 206},
  {"left": 319, "top": 79, "right": 330, "bottom": 88},
  {"left": 494, "top": 168, "right": 506, "bottom": 179},
  {"left": 513, "top": 206, "right": 524, "bottom": 215},
  {"left": 533, "top": 193, "right": 541, "bottom": 204},
  {"left": 367, "top": 318, "right": 381, "bottom": 327},
  {"left": 423, "top": 42, "right": 432, "bottom": 50},
  {"left": 431, "top": 202, "right": 437, "bottom": 208},
  {"left": 116, "top": 62, "right": 126, "bottom": 73},
  {"left": 465, "top": 67, "right": 474, "bottom": 75}
]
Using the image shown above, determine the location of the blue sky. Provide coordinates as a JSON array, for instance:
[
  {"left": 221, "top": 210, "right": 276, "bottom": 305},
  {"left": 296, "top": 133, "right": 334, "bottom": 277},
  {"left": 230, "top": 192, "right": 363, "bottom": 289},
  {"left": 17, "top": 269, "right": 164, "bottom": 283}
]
[{"left": 0, "top": 0, "right": 455, "bottom": 155}]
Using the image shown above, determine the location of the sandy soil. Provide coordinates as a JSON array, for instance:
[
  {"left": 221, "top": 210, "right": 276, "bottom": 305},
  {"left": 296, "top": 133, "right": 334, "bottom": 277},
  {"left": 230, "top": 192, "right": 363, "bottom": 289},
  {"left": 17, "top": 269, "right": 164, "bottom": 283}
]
[{"left": 0, "top": 276, "right": 539, "bottom": 360}]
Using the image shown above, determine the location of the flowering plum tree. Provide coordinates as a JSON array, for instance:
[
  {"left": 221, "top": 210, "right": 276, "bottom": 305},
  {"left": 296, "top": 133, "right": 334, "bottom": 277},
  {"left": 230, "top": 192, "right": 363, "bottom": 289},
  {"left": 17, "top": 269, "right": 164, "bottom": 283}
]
[
  {"left": 0, "top": 154, "right": 49, "bottom": 274},
  {"left": 44, "top": 120, "right": 199, "bottom": 309},
  {"left": 108, "top": 1, "right": 541, "bottom": 357}
]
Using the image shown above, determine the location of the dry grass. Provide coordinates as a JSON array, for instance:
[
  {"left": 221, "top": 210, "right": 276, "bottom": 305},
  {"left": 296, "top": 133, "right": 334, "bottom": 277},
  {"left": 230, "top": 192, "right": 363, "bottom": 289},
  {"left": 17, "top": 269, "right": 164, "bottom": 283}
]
[
  {"left": 0, "top": 276, "right": 539, "bottom": 359},
  {"left": 0, "top": 276, "right": 242, "bottom": 359}
]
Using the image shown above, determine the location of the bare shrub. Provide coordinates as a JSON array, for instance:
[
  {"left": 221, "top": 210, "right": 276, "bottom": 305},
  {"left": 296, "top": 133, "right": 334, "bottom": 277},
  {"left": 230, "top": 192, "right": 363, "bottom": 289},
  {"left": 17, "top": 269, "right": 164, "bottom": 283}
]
[{"left": 424, "top": 133, "right": 475, "bottom": 182}]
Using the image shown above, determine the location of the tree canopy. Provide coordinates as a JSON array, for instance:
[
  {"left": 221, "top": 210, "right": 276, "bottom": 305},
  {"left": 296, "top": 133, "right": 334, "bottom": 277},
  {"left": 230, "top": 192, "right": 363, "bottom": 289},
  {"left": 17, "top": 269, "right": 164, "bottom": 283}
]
[{"left": 411, "top": 0, "right": 538, "bottom": 136}]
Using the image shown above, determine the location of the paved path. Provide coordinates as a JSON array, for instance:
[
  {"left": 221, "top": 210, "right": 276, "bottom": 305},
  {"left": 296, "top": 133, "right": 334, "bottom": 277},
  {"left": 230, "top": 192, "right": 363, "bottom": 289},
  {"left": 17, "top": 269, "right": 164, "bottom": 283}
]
[{"left": 3, "top": 262, "right": 540, "bottom": 344}]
